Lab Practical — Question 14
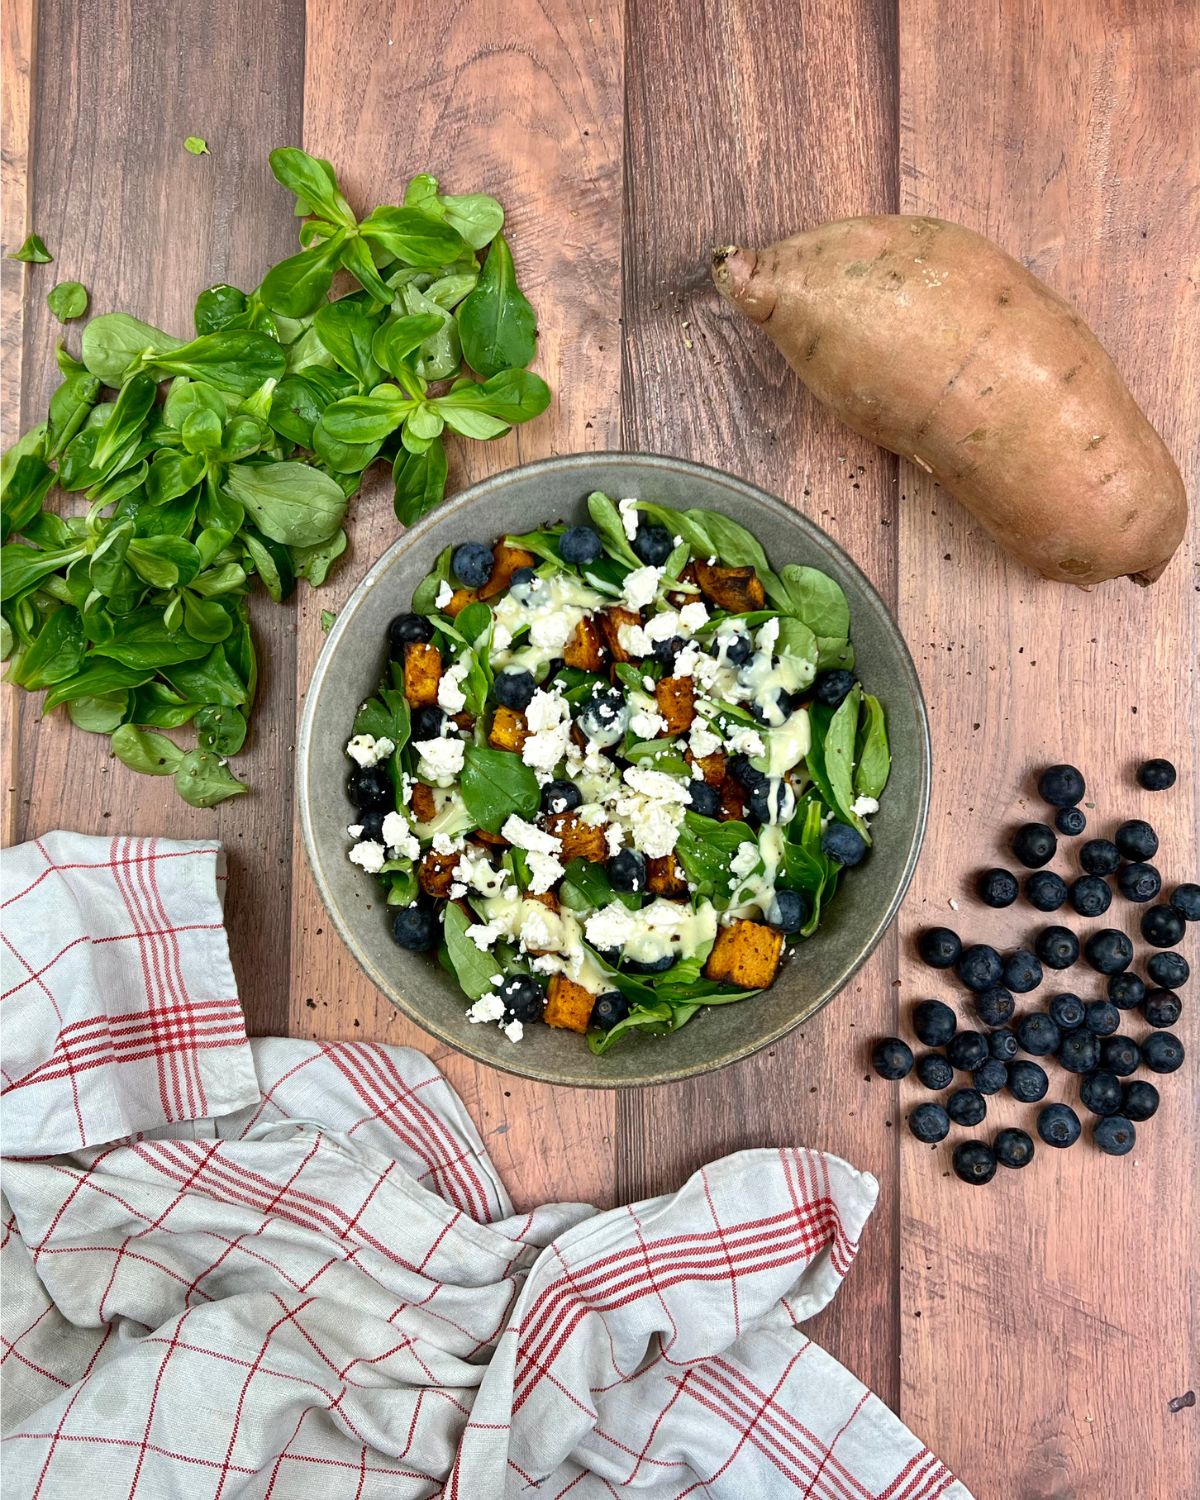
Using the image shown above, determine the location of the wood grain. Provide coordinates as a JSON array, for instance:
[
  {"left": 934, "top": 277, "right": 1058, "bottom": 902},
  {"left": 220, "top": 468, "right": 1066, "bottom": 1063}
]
[
  {"left": 297, "top": 0, "right": 624, "bottom": 1211},
  {"left": 618, "top": 0, "right": 904, "bottom": 1403},
  {"left": 897, "top": 2, "right": 1199, "bottom": 1494}
]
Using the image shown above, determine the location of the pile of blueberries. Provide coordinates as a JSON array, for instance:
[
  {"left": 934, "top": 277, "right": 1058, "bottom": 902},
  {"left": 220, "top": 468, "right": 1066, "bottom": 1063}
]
[{"left": 871, "top": 759, "right": 1195, "bottom": 1185}]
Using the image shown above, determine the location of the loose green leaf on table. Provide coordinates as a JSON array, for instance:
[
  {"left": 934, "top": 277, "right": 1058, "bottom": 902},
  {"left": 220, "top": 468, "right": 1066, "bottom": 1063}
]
[
  {"left": 111, "top": 723, "right": 185, "bottom": 776},
  {"left": 457, "top": 234, "right": 537, "bottom": 378},
  {"left": 9, "top": 234, "right": 52, "bottom": 263},
  {"left": 47, "top": 281, "right": 89, "bottom": 322},
  {"left": 174, "top": 748, "right": 247, "bottom": 808},
  {"left": 320, "top": 609, "right": 336, "bottom": 633},
  {"left": 184, "top": 136, "right": 210, "bottom": 155}
]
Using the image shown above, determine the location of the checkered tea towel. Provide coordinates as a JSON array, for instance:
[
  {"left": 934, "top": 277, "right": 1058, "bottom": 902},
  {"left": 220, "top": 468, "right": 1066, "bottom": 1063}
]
[{"left": 1, "top": 832, "right": 971, "bottom": 1498}]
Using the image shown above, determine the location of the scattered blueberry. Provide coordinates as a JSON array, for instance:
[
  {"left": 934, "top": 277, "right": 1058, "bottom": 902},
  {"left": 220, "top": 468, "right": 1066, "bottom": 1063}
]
[
  {"left": 1098, "top": 1036, "right": 1140, "bottom": 1077},
  {"left": 1080, "top": 838, "right": 1121, "bottom": 876},
  {"left": 973, "top": 987, "right": 1015, "bottom": 1027},
  {"left": 1084, "top": 1001, "right": 1121, "bottom": 1036},
  {"left": 1003, "top": 949, "right": 1043, "bottom": 994},
  {"left": 631, "top": 522, "right": 673, "bottom": 565},
  {"left": 1070, "top": 874, "right": 1112, "bottom": 918},
  {"left": 1007, "top": 1060, "right": 1049, "bottom": 1103},
  {"left": 687, "top": 781, "right": 721, "bottom": 818},
  {"left": 973, "top": 1059, "right": 1008, "bottom": 1095},
  {"left": 452, "top": 541, "right": 494, "bottom": 589},
  {"left": 1057, "top": 1030, "right": 1101, "bottom": 1074},
  {"left": 499, "top": 974, "right": 547, "bottom": 1022},
  {"left": 1036, "top": 926, "right": 1080, "bottom": 970},
  {"left": 994, "top": 1127, "right": 1035, "bottom": 1169},
  {"left": 356, "top": 808, "right": 387, "bottom": 842},
  {"left": 1141, "top": 989, "right": 1182, "bottom": 1029},
  {"left": 494, "top": 668, "right": 536, "bottom": 710},
  {"left": 1147, "top": 951, "right": 1188, "bottom": 989},
  {"left": 768, "top": 888, "right": 809, "bottom": 934},
  {"left": 510, "top": 566, "right": 539, "bottom": 589},
  {"left": 919, "top": 927, "right": 962, "bottom": 970},
  {"left": 1115, "top": 818, "right": 1158, "bottom": 861},
  {"left": 1012, "top": 822, "right": 1057, "bottom": 868},
  {"left": 953, "top": 1141, "right": 997, "bottom": 1185},
  {"left": 871, "top": 1037, "right": 914, "bottom": 1079},
  {"left": 1116, "top": 861, "right": 1161, "bottom": 903},
  {"left": 1016, "top": 1013, "right": 1060, "bottom": 1056},
  {"left": 591, "top": 991, "right": 630, "bottom": 1030},
  {"left": 752, "top": 780, "right": 799, "bottom": 828},
  {"left": 558, "top": 525, "right": 604, "bottom": 565},
  {"left": 1055, "top": 806, "right": 1087, "bottom": 837},
  {"left": 989, "top": 1028, "right": 1019, "bottom": 1062},
  {"left": 978, "top": 868, "right": 1020, "bottom": 907},
  {"left": 813, "top": 669, "right": 856, "bottom": 707},
  {"left": 956, "top": 944, "right": 1004, "bottom": 993},
  {"left": 1038, "top": 764, "right": 1086, "bottom": 807},
  {"left": 1093, "top": 1115, "right": 1136, "bottom": 1156},
  {"left": 1120, "top": 1080, "right": 1160, "bottom": 1122},
  {"left": 1136, "top": 758, "right": 1176, "bottom": 791},
  {"left": 540, "top": 778, "right": 583, "bottom": 815},
  {"left": 723, "top": 632, "right": 754, "bottom": 666},
  {"left": 1083, "top": 928, "right": 1133, "bottom": 975},
  {"left": 1142, "top": 904, "right": 1186, "bottom": 949},
  {"left": 1038, "top": 1103, "right": 1082, "bottom": 1148},
  {"left": 916, "top": 1052, "right": 955, "bottom": 1090},
  {"left": 411, "top": 705, "right": 448, "bottom": 740},
  {"left": 623, "top": 953, "right": 677, "bottom": 975},
  {"left": 607, "top": 848, "right": 647, "bottom": 894},
  {"left": 1107, "top": 972, "right": 1146, "bottom": 1009},
  {"left": 347, "top": 765, "right": 392, "bottom": 811},
  {"left": 913, "top": 998, "right": 957, "bottom": 1046},
  {"left": 1024, "top": 871, "right": 1068, "bottom": 912},
  {"left": 391, "top": 906, "right": 437, "bottom": 952},
  {"left": 387, "top": 612, "right": 434, "bottom": 652},
  {"left": 821, "top": 822, "right": 868, "bottom": 867},
  {"left": 1170, "top": 882, "right": 1200, "bottom": 922},
  {"left": 1080, "top": 1071, "right": 1123, "bottom": 1115},
  {"left": 946, "top": 1030, "right": 990, "bottom": 1072},
  {"left": 1142, "top": 1031, "right": 1184, "bottom": 1074},
  {"left": 947, "top": 1088, "right": 987, "bottom": 1126},
  {"left": 729, "top": 753, "right": 768, "bottom": 791},
  {"left": 652, "top": 635, "right": 684, "bottom": 670},
  {"left": 1048, "top": 993, "right": 1086, "bottom": 1030},
  {"left": 909, "top": 1103, "right": 951, "bottom": 1143}
]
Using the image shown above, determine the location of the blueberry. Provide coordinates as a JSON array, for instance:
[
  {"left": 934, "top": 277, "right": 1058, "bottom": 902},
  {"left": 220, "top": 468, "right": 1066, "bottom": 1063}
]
[
  {"left": 956, "top": 944, "right": 1003, "bottom": 993},
  {"left": 591, "top": 990, "right": 630, "bottom": 1030},
  {"left": 1083, "top": 928, "right": 1133, "bottom": 975},
  {"left": 652, "top": 635, "right": 684, "bottom": 670},
  {"left": 1007, "top": 1060, "right": 1049, "bottom": 1103},
  {"left": 871, "top": 1037, "right": 914, "bottom": 1079},
  {"left": 686, "top": 781, "right": 721, "bottom": 819},
  {"left": 767, "top": 888, "right": 809, "bottom": 934},
  {"left": 723, "top": 632, "right": 754, "bottom": 666},
  {"left": 947, "top": 1088, "right": 986, "bottom": 1126},
  {"left": 347, "top": 764, "right": 392, "bottom": 811},
  {"left": 978, "top": 868, "right": 1020, "bottom": 908},
  {"left": 391, "top": 905, "right": 437, "bottom": 952},
  {"left": 494, "top": 668, "right": 536, "bottom": 710},
  {"left": 1012, "top": 822, "right": 1057, "bottom": 868},
  {"left": 411, "top": 705, "right": 448, "bottom": 740},
  {"left": 1117, "top": 861, "right": 1161, "bottom": 903},
  {"left": 909, "top": 1103, "right": 951, "bottom": 1143},
  {"left": 1115, "top": 819, "right": 1158, "bottom": 861},
  {"left": 1003, "top": 949, "right": 1043, "bottom": 994},
  {"left": 1036, "top": 926, "right": 1079, "bottom": 970},
  {"left": 558, "top": 525, "right": 603, "bottom": 566},
  {"left": 577, "top": 685, "right": 629, "bottom": 745},
  {"left": 1147, "top": 951, "right": 1188, "bottom": 989},
  {"left": 973, "top": 986, "right": 1014, "bottom": 1027},
  {"left": 1107, "top": 971, "right": 1146, "bottom": 1009},
  {"left": 946, "top": 1030, "right": 989, "bottom": 1072},
  {"left": 821, "top": 822, "right": 868, "bottom": 867},
  {"left": 1024, "top": 871, "right": 1068, "bottom": 912},
  {"left": 387, "top": 612, "right": 434, "bottom": 652},
  {"left": 916, "top": 1052, "right": 955, "bottom": 1090},
  {"left": 1049, "top": 992, "right": 1085, "bottom": 1030},
  {"left": 994, "top": 1127, "right": 1035, "bottom": 1169},
  {"left": 1016, "top": 1013, "right": 1060, "bottom": 1057},
  {"left": 918, "top": 927, "right": 962, "bottom": 970},
  {"left": 1141, "top": 989, "right": 1182, "bottom": 1029},
  {"left": 953, "top": 1141, "right": 997, "bottom": 1185},
  {"left": 1080, "top": 1071, "right": 1123, "bottom": 1115},
  {"left": 1099, "top": 1036, "right": 1140, "bottom": 1077},
  {"left": 1038, "top": 764, "right": 1086, "bottom": 807},
  {"left": 729, "top": 754, "right": 768, "bottom": 791},
  {"left": 1084, "top": 1001, "right": 1120, "bottom": 1037},
  {"left": 631, "top": 522, "right": 673, "bottom": 565},
  {"left": 1170, "top": 882, "right": 1200, "bottom": 922},
  {"left": 1038, "top": 1103, "right": 1082, "bottom": 1148},
  {"left": 1142, "top": 904, "right": 1185, "bottom": 949},
  {"left": 1080, "top": 838, "right": 1121, "bottom": 876},
  {"left": 973, "top": 1059, "right": 1008, "bottom": 1095},
  {"left": 1136, "top": 757, "right": 1176, "bottom": 791},
  {"left": 1093, "top": 1115, "right": 1136, "bottom": 1156},
  {"left": 989, "top": 1027, "right": 1019, "bottom": 1062},
  {"left": 452, "top": 541, "right": 494, "bottom": 589},
  {"left": 510, "top": 565, "right": 539, "bottom": 590},
  {"left": 1142, "top": 1031, "right": 1184, "bottom": 1074},
  {"left": 540, "top": 779, "right": 583, "bottom": 815},
  {"left": 813, "top": 669, "right": 856, "bottom": 707},
  {"left": 499, "top": 974, "right": 547, "bottom": 1023},
  {"left": 750, "top": 780, "right": 797, "bottom": 827},
  {"left": 607, "top": 849, "right": 647, "bottom": 894},
  {"left": 1057, "top": 1029, "right": 1100, "bottom": 1074},
  {"left": 913, "top": 998, "right": 957, "bottom": 1046},
  {"left": 357, "top": 808, "right": 388, "bottom": 843},
  {"left": 1070, "top": 875, "right": 1112, "bottom": 918},
  {"left": 1055, "top": 806, "right": 1087, "bottom": 837},
  {"left": 1120, "top": 1081, "right": 1160, "bottom": 1122}
]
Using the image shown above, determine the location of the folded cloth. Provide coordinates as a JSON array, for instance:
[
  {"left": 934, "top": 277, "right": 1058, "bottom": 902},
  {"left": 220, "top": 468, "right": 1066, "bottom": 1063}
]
[{"left": 1, "top": 833, "right": 971, "bottom": 1498}]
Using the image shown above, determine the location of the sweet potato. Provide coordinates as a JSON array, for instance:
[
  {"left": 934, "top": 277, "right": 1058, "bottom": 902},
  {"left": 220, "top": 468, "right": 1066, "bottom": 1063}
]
[
  {"left": 542, "top": 812, "right": 608, "bottom": 862},
  {"left": 478, "top": 542, "right": 537, "bottom": 600},
  {"left": 528, "top": 889, "right": 560, "bottom": 912},
  {"left": 563, "top": 615, "right": 606, "bottom": 671},
  {"left": 488, "top": 706, "right": 528, "bottom": 752},
  {"left": 418, "top": 849, "right": 459, "bottom": 898},
  {"left": 544, "top": 975, "right": 595, "bottom": 1033},
  {"left": 705, "top": 919, "right": 783, "bottom": 988},
  {"left": 444, "top": 587, "right": 477, "bottom": 617},
  {"left": 402, "top": 642, "right": 441, "bottom": 708},
  {"left": 713, "top": 217, "right": 1187, "bottom": 585},
  {"left": 654, "top": 675, "right": 695, "bottom": 734},
  {"left": 409, "top": 782, "right": 438, "bottom": 824},
  {"left": 717, "top": 774, "right": 748, "bottom": 822},
  {"left": 693, "top": 560, "right": 765, "bottom": 612},
  {"left": 647, "top": 853, "right": 688, "bottom": 897},
  {"left": 599, "top": 607, "right": 643, "bottom": 663},
  {"left": 689, "top": 749, "right": 727, "bottom": 788}
]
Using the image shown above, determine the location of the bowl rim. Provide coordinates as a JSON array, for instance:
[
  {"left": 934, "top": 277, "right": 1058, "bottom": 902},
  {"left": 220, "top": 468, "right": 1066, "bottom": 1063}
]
[{"left": 297, "top": 451, "right": 931, "bottom": 1088}]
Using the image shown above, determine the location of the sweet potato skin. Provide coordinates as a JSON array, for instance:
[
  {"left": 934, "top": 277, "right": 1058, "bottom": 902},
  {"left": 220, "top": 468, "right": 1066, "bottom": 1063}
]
[{"left": 713, "top": 216, "right": 1187, "bottom": 584}]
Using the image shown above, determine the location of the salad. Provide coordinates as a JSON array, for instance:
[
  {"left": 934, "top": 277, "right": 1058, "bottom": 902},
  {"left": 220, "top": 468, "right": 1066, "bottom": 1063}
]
[{"left": 342, "top": 493, "right": 890, "bottom": 1054}]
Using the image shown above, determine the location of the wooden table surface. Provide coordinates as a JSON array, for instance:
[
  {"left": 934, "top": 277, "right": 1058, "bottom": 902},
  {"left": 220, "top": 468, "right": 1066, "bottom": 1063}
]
[{"left": 4, "top": 1, "right": 1197, "bottom": 1494}]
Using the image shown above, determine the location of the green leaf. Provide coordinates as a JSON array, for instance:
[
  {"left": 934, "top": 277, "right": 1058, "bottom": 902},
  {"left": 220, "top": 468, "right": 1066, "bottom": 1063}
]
[
  {"left": 174, "top": 748, "right": 247, "bottom": 808},
  {"left": 194, "top": 284, "right": 248, "bottom": 335},
  {"left": 392, "top": 436, "right": 448, "bottom": 526},
  {"left": 854, "top": 692, "right": 890, "bottom": 800},
  {"left": 320, "top": 389, "right": 409, "bottom": 444},
  {"left": 442, "top": 902, "right": 502, "bottom": 1000},
  {"left": 196, "top": 705, "right": 247, "bottom": 755},
  {"left": 127, "top": 534, "right": 201, "bottom": 589},
  {"left": 810, "top": 688, "right": 866, "bottom": 838},
  {"left": 457, "top": 234, "right": 536, "bottom": 378},
  {"left": 9, "top": 607, "right": 85, "bottom": 688},
  {"left": 372, "top": 313, "right": 444, "bottom": 380},
  {"left": 411, "top": 545, "right": 453, "bottom": 615},
  {"left": 184, "top": 136, "right": 210, "bottom": 156},
  {"left": 0, "top": 542, "right": 88, "bottom": 602},
  {"left": 46, "top": 366, "right": 101, "bottom": 461},
  {"left": 289, "top": 527, "right": 347, "bottom": 586},
  {"left": 68, "top": 691, "right": 129, "bottom": 732},
  {"left": 310, "top": 417, "right": 381, "bottom": 474},
  {"left": 81, "top": 312, "right": 183, "bottom": 385},
  {"left": 145, "top": 451, "right": 206, "bottom": 507},
  {"left": 111, "top": 723, "right": 185, "bottom": 775},
  {"left": 128, "top": 681, "right": 202, "bottom": 728},
  {"left": 42, "top": 658, "right": 151, "bottom": 710},
  {"left": 145, "top": 331, "right": 286, "bottom": 397},
  {"left": 339, "top": 236, "right": 395, "bottom": 305},
  {"left": 398, "top": 284, "right": 460, "bottom": 381},
  {"left": 459, "top": 744, "right": 539, "bottom": 832},
  {"left": 90, "top": 607, "right": 213, "bottom": 669},
  {"left": 259, "top": 229, "right": 350, "bottom": 318},
  {"left": 269, "top": 147, "right": 356, "bottom": 228},
  {"left": 586, "top": 491, "right": 642, "bottom": 568},
  {"left": 223, "top": 460, "right": 347, "bottom": 546},
  {"left": 92, "top": 371, "right": 158, "bottom": 472},
  {"left": 10, "top": 233, "right": 52, "bottom": 263},
  {"left": 267, "top": 374, "right": 326, "bottom": 447},
  {"left": 353, "top": 684, "right": 410, "bottom": 747},
  {"left": 358, "top": 205, "right": 467, "bottom": 267},
  {"left": 775, "top": 564, "right": 850, "bottom": 640},
  {"left": 162, "top": 644, "right": 247, "bottom": 707},
  {"left": 675, "top": 813, "right": 757, "bottom": 899},
  {"left": 182, "top": 591, "right": 234, "bottom": 643},
  {"left": 440, "top": 193, "right": 504, "bottom": 250},
  {"left": 320, "top": 609, "right": 336, "bottom": 632},
  {"left": 1, "top": 453, "right": 54, "bottom": 541},
  {"left": 242, "top": 530, "right": 295, "bottom": 603},
  {"left": 47, "top": 281, "right": 88, "bottom": 322},
  {"left": 181, "top": 408, "right": 224, "bottom": 455},
  {"left": 312, "top": 299, "right": 382, "bottom": 385}
]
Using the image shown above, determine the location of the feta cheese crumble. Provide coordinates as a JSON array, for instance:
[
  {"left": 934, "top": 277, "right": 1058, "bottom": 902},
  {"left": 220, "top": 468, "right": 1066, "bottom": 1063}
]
[
  {"left": 348, "top": 840, "right": 386, "bottom": 874},
  {"left": 380, "top": 811, "right": 420, "bottom": 860},
  {"left": 466, "top": 994, "right": 506, "bottom": 1024},
  {"left": 501, "top": 815, "right": 562, "bottom": 855},
  {"left": 346, "top": 733, "right": 394, "bottom": 768},
  {"left": 437, "top": 660, "right": 469, "bottom": 714},
  {"left": 688, "top": 722, "right": 722, "bottom": 759},
  {"left": 850, "top": 795, "right": 880, "bottom": 818},
  {"left": 415, "top": 737, "right": 465, "bottom": 785},
  {"left": 622, "top": 565, "right": 662, "bottom": 612},
  {"left": 630, "top": 707, "right": 669, "bottom": 739},
  {"left": 618, "top": 495, "right": 640, "bottom": 540},
  {"left": 526, "top": 850, "right": 566, "bottom": 894},
  {"left": 435, "top": 579, "right": 454, "bottom": 610}
]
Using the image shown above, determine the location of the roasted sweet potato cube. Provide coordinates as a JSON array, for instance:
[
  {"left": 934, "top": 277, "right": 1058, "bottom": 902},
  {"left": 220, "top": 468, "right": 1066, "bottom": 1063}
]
[
  {"left": 478, "top": 542, "right": 537, "bottom": 600},
  {"left": 654, "top": 675, "right": 695, "bottom": 734},
  {"left": 545, "top": 975, "right": 595, "bottom": 1033},
  {"left": 647, "top": 853, "right": 688, "bottom": 897},
  {"left": 599, "top": 607, "right": 643, "bottom": 663},
  {"left": 542, "top": 812, "right": 608, "bottom": 863},
  {"left": 704, "top": 919, "right": 783, "bottom": 988},
  {"left": 694, "top": 560, "right": 765, "bottom": 612},
  {"left": 691, "top": 750, "right": 727, "bottom": 788},
  {"left": 444, "top": 587, "right": 478, "bottom": 617},
  {"left": 418, "top": 849, "right": 459, "bottom": 899},
  {"left": 402, "top": 642, "right": 442, "bottom": 708},
  {"left": 718, "top": 774, "right": 748, "bottom": 822},
  {"left": 488, "top": 705, "right": 528, "bottom": 752},
  {"left": 472, "top": 828, "right": 509, "bottom": 847},
  {"left": 409, "top": 782, "right": 438, "bottom": 824},
  {"left": 666, "top": 561, "right": 699, "bottom": 607},
  {"left": 563, "top": 615, "right": 606, "bottom": 671},
  {"left": 528, "top": 889, "right": 560, "bottom": 912}
]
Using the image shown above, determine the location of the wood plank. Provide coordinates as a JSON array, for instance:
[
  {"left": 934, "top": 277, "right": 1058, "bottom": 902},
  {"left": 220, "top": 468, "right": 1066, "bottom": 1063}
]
[
  {"left": 619, "top": 0, "right": 903, "bottom": 1403},
  {"left": 897, "top": 2, "right": 1199, "bottom": 1494},
  {"left": 297, "top": 0, "right": 624, "bottom": 1211},
  {"left": 6, "top": 0, "right": 305, "bottom": 1034}
]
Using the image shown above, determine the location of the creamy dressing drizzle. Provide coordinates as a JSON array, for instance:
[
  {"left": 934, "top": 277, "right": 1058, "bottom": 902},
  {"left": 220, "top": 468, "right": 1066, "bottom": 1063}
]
[{"left": 492, "top": 573, "right": 607, "bottom": 676}]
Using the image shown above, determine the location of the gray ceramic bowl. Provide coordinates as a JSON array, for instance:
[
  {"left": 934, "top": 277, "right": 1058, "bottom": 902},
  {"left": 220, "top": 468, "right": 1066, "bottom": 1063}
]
[{"left": 298, "top": 453, "right": 929, "bottom": 1087}]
